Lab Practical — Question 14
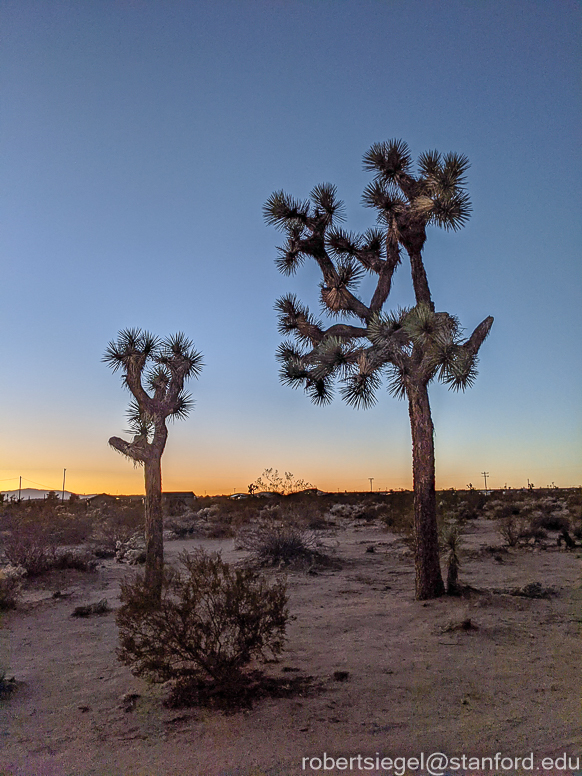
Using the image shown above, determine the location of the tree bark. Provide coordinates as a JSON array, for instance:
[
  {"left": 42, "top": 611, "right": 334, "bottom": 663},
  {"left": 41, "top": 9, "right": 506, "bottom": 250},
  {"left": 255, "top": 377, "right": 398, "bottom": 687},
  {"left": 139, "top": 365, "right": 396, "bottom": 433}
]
[
  {"left": 144, "top": 455, "right": 164, "bottom": 601},
  {"left": 407, "top": 382, "right": 445, "bottom": 599},
  {"left": 408, "top": 250, "right": 433, "bottom": 310}
]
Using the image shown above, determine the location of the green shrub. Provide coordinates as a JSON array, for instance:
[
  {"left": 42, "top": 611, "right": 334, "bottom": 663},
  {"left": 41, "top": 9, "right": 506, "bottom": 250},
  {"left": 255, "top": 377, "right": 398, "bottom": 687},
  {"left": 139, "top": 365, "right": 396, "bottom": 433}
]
[{"left": 116, "top": 549, "right": 289, "bottom": 692}]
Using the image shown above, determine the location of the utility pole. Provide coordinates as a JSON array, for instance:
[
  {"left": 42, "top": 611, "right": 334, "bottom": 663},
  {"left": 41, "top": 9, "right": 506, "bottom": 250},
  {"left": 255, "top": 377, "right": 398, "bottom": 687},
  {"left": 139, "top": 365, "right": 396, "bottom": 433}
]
[
  {"left": 18, "top": 475, "right": 22, "bottom": 502},
  {"left": 481, "top": 471, "right": 489, "bottom": 493},
  {"left": 369, "top": 477, "right": 374, "bottom": 492},
  {"left": 62, "top": 469, "right": 66, "bottom": 502}
]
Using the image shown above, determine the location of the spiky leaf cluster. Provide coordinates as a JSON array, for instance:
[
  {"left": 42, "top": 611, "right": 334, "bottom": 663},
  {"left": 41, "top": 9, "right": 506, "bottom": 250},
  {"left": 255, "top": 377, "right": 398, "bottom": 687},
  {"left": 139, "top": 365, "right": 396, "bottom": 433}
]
[
  {"left": 275, "top": 302, "right": 491, "bottom": 409},
  {"left": 363, "top": 139, "right": 472, "bottom": 233},
  {"left": 266, "top": 141, "right": 492, "bottom": 411},
  {"left": 104, "top": 328, "right": 203, "bottom": 463}
]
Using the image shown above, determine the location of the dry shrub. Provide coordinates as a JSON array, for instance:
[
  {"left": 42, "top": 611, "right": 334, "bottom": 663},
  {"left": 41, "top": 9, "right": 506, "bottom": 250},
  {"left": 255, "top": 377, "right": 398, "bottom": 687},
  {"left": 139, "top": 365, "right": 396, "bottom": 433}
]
[
  {"left": 531, "top": 513, "right": 570, "bottom": 532},
  {"left": 116, "top": 549, "right": 289, "bottom": 697},
  {"left": 1, "top": 527, "right": 96, "bottom": 576},
  {"left": 90, "top": 502, "right": 144, "bottom": 556},
  {"left": 498, "top": 514, "right": 530, "bottom": 547},
  {"left": 191, "top": 500, "right": 263, "bottom": 538},
  {"left": 1, "top": 526, "right": 57, "bottom": 575},
  {"left": 278, "top": 496, "right": 331, "bottom": 529},
  {"left": 0, "top": 497, "right": 94, "bottom": 546},
  {"left": 237, "top": 522, "right": 324, "bottom": 568},
  {"left": 0, "top": 565, "right": 26, "bottom": 609},
  {"left": 164, "top": 512, "right": 201, "bottom": 538},
  {"left": 378, "top": 492, "right": 415, "bottom": 534}
]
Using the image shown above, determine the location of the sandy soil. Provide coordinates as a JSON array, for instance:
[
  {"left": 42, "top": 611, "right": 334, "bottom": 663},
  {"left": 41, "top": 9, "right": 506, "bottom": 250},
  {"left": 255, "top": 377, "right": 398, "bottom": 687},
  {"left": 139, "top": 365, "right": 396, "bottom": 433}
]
[{"left": 1, "top": 518, "right": 581, "bottom": 776}]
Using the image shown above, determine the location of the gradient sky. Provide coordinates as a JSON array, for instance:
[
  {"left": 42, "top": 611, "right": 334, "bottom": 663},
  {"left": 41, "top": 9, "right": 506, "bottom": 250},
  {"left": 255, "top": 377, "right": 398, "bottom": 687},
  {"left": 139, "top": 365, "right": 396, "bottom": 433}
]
[{"left": 1, "top": 0, "right": 580, "bottom": 496}]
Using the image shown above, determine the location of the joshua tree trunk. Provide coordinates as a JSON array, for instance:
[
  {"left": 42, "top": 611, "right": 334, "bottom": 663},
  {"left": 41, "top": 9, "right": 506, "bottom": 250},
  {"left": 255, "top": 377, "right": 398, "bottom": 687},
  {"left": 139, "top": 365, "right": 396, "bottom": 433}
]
[
  {"left": 144, "top": 454, "right": 164, "bottom": 599},
  {"left": 407, "top": 382, "right": 445, "bottom": 600},
  {"left": 105, "top": 328, "right": 203, "bottom": 603}
]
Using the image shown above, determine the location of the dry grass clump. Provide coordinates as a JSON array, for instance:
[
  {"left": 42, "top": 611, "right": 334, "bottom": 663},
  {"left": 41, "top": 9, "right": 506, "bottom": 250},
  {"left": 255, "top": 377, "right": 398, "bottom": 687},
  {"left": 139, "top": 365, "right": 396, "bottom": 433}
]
[{"left": 116, "top": 549, "right": 289, "bottom": 706}]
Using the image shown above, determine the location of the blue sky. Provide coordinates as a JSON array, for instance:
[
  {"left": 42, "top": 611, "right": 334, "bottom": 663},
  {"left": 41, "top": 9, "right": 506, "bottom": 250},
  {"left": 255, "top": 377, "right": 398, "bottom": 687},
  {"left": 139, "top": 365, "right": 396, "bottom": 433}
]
[{"left": 1, "top": 0, "right": 580, "bottom": 495}]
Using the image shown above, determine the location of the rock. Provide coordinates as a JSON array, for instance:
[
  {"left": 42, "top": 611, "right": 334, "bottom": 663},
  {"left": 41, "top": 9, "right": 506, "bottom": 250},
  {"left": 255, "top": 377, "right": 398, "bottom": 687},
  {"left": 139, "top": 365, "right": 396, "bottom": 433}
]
[
  {"left": 71, "top": 599, "right": 110, "bottom": 617},
  {"left": 332, "top": 671, "right": 350, "bottom": 682},
  {"left": 120, "top": 692, "right": 141, "bottom": 712}
]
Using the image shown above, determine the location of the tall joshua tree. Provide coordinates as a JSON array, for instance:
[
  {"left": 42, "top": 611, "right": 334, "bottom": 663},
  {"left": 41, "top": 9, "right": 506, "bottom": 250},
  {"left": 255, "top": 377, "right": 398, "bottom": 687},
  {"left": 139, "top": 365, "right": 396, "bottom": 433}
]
[
  {"left": 264, "top": 139, "right": 493, "bottom": 600},
  {"left": 104, "top": 329, "right": 203, "bottom": 598}
]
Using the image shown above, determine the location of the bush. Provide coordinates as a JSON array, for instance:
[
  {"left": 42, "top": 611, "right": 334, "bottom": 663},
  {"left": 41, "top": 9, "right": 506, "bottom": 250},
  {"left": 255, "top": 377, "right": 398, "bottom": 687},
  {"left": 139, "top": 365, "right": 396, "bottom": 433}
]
[
  {"left": 237, "top": 523, "right": 322, "bottom": 568},
  {"left": 116, "top": 550, "right": 289, "bottom": 692},
  {"left": 531, "top": 514, "right": 570, "bottom": 532},
  {"left": 498, "top": 514, "right": 530, "bottom": 547},
  {"left": 89, "top": 502, "right": 145, "bottom": 554},
  {"left": 0, "top": 565, "right": 26, "bottom": 609},
  {"left": 1, "top": 528, "right": 96, "bottom": 576},
  {"left": 1, "top": 527, "right": 57, "bottom": 575}
]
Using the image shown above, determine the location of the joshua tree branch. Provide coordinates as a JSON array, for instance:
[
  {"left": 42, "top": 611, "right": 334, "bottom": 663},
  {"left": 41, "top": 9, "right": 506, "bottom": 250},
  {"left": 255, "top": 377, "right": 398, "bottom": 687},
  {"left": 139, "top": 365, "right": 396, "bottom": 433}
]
[
  {"left": 325, "top": 323, "right": 369, "bottom": 339},
  {"left": 369, "top": 254, "right": 400, "bottom": 312},
  {"left": 124, "top": 363, "right": 156, "bottom": 416},
  {"left": 108, "top": 435, "right": 149, "bottom": 464},
  {"left": 462, "top": 316, "right": 494, "bottom": 356}
]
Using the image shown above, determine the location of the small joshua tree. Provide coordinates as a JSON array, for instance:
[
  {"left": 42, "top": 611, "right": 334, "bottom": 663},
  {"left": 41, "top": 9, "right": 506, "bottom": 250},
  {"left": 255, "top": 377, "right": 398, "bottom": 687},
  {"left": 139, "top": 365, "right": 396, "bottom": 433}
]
[
  {"left": 265, "top": 140, "right": 493, "bottom": 599},
  {"left": 104, "top": 329, "right": 203, "bottom": 599}
]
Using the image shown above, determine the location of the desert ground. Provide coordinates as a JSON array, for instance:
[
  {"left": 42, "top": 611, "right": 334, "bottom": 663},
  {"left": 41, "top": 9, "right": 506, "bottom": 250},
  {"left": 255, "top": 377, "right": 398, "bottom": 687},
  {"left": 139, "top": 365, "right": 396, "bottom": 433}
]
[{"left": 1, "top": 497, "right": 581, "bottom": 776}]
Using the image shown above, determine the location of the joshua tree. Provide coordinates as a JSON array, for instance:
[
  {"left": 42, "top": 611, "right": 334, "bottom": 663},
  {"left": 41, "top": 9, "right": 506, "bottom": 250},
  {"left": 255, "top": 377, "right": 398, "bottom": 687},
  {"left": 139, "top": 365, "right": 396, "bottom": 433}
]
[
  {"left": 104, "top": 329, "right": 203, "bottom": 598},
  {"left": 264, "top": 139, "right": 493, "bottom": 599}
]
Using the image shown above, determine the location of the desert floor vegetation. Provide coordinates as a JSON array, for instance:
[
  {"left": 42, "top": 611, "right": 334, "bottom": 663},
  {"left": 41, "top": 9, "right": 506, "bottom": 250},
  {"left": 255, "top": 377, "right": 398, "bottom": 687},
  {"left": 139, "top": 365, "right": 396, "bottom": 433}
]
[{"left": 0, "top": 488, "right": 580, "bottom": 775}]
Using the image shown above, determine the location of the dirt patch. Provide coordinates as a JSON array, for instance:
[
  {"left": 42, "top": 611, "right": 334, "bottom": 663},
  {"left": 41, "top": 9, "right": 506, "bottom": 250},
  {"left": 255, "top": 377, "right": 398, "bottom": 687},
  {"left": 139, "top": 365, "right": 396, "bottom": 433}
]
[{"left": 1, "top": 518, "right": 581, "bottom": 775}]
